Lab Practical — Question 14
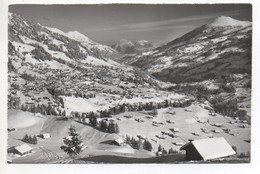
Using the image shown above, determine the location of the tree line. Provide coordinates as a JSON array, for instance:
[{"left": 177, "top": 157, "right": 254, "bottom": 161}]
[
  {"left": 22, "top": 134, "right": 37, "bottom": 144},
  {"left": 9, "top": 94, "right": 193, "bottom": 119}
]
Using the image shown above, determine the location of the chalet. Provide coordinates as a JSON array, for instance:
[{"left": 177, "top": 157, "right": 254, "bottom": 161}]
[
  {"left": 208, "top": 134, "right": 214, "bottom": 138},
  {"left": 166, "top": 120, "right": 175, "bottom": 124},
  {"left": 173, "top": 141, "right": 184, "bottom": 146},
  {"left": 229, "top": 120, "right": 235, "bottom": 124},
  {"left": 107, "top": 138, "right": 124, "bottom": 146},
  {"left": 198, "top": 120, "right": 207, "bottom": 123},
  {"left": 35, "top": 113, "right": 41, "bottom": 117},
  {"left": 156, "top": 135, "right": 166, "bottom": 139},
  {"left": 201, "top": 128, "right": 210, "bottom": 134},
  {"left": 170, "top": 128, "right": 180, "bottom": 132},
  {"left": 137, "top": 135, "right": 146, "bottom": 140},
  {"left": 184, "top": 108, "right": 193, "bottom": 112},
  {"left": 213, "top": 129, "right": 220, "bottom": 133},
  {"left": 167, "top": 111, "right": 176, "bottom": 115},
  {"left": 214, "top": 123, "right": 223, "bottom": 127},
  {"left": 223, "top": 128, "right": 230, "bottom": 133},
  {"left": 26, "top": 101, "right": 34, "bottom": 104},
  {"left": 41, "top": 133, "right": 51, "bottom": 139},
  {"left": 180, "top": 137, "right": 236, "bottom": 161},
  {"left": 209, "top": 113, "right": 217, "bottom": 116},
  {"left": 192, "top": 132, "right": 200, "bottom": 136},
  {"left": 238, "top": 124, "right": 246, "bottom": 128},
  {"left": 8, "top": 144, "right": 33, "bottom": 156}
]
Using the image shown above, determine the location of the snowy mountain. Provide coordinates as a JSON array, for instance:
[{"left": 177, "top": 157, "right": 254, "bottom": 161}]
[
  {"left": 45, "top": 27, "right": 118, "bottom": 59},
  {"left": 66, "top": 30, "right": 118, "bottom": 58},
  {"left": 127, "top": 16, "right": 252, "bottom": 83},
  {"left": 209, "top": 16, "right": 251, "bottom": 27}
]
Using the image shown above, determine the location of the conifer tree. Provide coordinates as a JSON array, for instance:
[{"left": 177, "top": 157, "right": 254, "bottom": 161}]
[
  {"left": 158, "top": 144, "right": 162, "bottom": 152},
  {"left": 33, "top": 135, "right": 37, "bottom": 144},
  {"left": 114, "top": 123, "right": 119, "bottom": 133},
  {"left": 28, "top": 135, "right": 33, "bottom": 143},
  {"left": 100, "top": 120, "right": 108, "bottom": 131},
  {"left": 60, "top": 125, "right": 84, "bottom": 158},
  {"left": 143, "top": 140, "right": 152, "bottom": 151},
  {"left": 22, "top": 133, "right": 29, "bottom": 142}
]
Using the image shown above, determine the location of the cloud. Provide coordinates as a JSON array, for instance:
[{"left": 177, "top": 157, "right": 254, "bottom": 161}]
[{"left": 93, "top": 9, "right": 249, "bottom": 33}]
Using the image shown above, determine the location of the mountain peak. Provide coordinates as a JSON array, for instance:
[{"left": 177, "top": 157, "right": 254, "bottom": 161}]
[
  {"left": 209, "top": 16, "right": 251, "bottom": 27},
  {"left": 66, "top": 31, "right": 93, "bottom": 44}
]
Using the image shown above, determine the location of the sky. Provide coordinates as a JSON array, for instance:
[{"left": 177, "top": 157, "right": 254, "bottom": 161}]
[{"left": 9, "top": 4, "right": 252, "bottom": 45}]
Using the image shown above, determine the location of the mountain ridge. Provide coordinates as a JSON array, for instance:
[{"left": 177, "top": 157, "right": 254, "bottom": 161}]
[{"left": 124, "top": 16, "right": 251, "bottom": 84}]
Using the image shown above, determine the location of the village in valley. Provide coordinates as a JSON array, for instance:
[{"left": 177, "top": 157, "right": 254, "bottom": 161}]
[{"left": 7, "top": 5, "right": 251, "bottom": 164}]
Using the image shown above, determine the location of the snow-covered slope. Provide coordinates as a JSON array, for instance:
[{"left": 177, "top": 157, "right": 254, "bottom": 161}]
[
  {"left": 128, "top": 16, "right": 252, "bottom": 84},
  {"left": 66, "top": 31, "right": 117, "bottom": 57},
  {"left": 42, "top": 27, "right": 117, "bottom": 59},
  {"left": 66, "top": 31, "right": 93, "bottom": 44}
]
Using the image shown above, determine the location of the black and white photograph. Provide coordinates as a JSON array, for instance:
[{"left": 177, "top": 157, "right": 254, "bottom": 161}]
[{"left": 2, "top": 1, "right": 258, "bottom": 168}]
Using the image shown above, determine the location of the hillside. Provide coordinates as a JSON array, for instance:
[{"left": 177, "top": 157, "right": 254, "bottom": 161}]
[
  {"left": 121, "top": 16, "right": 252, "bottom": 120},
  {"left": 127, "top": 16, "right": 251, "bottom": 84}
]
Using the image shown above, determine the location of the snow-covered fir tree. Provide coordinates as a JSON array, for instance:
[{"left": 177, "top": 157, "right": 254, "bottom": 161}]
[{"left": 60, "top": 125, "right": 84, "bottom": 158}]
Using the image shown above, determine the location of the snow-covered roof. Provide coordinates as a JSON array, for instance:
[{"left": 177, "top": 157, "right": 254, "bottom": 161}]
[
  {"left": 14, "top": 144, "right": 33, "bottom": 154},
  {"left": 181, "top": 137, "right": 236, "bottom": 160},
  {"left": 114, "top": 138, "right": 124, "bottom": 144}
]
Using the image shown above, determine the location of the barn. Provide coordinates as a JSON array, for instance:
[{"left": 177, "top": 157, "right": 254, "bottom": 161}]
[
  {"left": 8, "top": 144, "right": 33, "bottom": 156},
  {"left": 180, "top": 137, "right": 236, "bottom": 161}
]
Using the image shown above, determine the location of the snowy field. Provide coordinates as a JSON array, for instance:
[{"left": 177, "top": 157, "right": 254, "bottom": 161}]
[
  {"left": 114, "top": 104, "right": 250, "bottom": 153},
  {"left": 7, "top": 100, "right": 250, "bottom": 163}
]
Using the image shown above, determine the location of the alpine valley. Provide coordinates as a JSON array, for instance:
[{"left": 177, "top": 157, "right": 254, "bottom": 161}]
[{"left": 7, "top": 13, "right": 251, "bottom": 163}]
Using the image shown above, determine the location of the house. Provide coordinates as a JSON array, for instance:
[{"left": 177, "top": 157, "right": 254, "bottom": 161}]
[
  {"left": 184, "top": 108, "right": 193, "bottom": 112},
  {"left": 170, "top": 128, "right": 180, "bottom": 132},
  {"left": 35, "top": 113, "right": 41, "bottom": 117},
  {"left": 214, "top": 123, "right": 223, "bottom": 127},
  {"left": 8, "top": 144, "right": 33, "bottom": 156},
  {"left": 180, "top": 137, "right": 236, "bottom": 161},
  {"left": 103, "top": 138, "right": 124, "bottom": 146},
  {"left": 173, "top": 141, "right": 184, "bottom": 146},
  {"left": 42, "top": 133, "right": 51, "bottom": 139}
]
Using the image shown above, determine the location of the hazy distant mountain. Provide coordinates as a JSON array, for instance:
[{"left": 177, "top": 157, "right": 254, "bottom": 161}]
[
  {"left": 128, "top": 16, "right": 252, "bottom": 84},
  {"left": 113, "top": 39, "right": 154, "bottom": 55}
]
